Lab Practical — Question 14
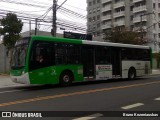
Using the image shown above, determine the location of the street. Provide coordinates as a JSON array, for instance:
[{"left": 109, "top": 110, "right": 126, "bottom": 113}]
[{"left": 0, "top": 76, "right": 160, "bottom": 120}]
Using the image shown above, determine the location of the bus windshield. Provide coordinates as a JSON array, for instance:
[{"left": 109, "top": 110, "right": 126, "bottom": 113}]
[{"left": 11, "top": 37, "right": 30, "bottom": 69}]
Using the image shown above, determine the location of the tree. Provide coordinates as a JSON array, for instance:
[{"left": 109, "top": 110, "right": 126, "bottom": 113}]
[
  {"left": 0, "top": 13, "right": 23, "bottom": 50},
  {"left": 103, "top": 27, "right": 147, "bottom": 45}
]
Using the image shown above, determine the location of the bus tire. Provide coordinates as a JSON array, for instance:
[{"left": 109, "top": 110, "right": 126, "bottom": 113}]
[
  {"left": 128, "top": 68, "right": 136, "bottom": 80},
  {"left": 60, "top": 71, "right": 73, "bottom": 86}
]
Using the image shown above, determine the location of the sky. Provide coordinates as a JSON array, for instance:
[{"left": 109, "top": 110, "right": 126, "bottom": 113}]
[{"left": 0, "top": 0, "right": 87, "bottom": 34}]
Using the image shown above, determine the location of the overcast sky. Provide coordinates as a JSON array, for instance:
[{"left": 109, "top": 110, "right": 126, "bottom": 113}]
[{"left": 0, "top": 0, "right": 87, "bottom": 33}]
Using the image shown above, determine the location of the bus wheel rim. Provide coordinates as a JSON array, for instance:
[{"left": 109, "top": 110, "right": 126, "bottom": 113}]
[
  {"left": 130, "top": 72, "right": 135, "bottom": 79},
  {"left": 63, "top": 75, "right": 70, "bottom": 83}
]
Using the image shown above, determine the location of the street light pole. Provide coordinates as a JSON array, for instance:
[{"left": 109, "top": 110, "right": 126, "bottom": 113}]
[{"left": 51, "top": 0, "right": 57, "bottom": 37}]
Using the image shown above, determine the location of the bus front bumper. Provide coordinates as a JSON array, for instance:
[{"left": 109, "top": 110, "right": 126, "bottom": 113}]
[{"left": 10, "top": 73, "right": 30, "bottom": 84}]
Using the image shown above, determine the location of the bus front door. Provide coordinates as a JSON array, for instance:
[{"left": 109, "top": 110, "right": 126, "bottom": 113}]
[
  {"left": 82, "top": 46, "right": 95, "bottom": 79},
  {"left": 111, "top": 48, "right": 121, "bottom": 77}
]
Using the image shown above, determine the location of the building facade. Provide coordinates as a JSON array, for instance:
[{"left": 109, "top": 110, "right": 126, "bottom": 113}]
[{"left": 87, "top": 0, "right": 160, "bottom": 52}]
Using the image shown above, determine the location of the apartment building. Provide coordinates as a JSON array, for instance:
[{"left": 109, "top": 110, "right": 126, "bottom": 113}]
[{"left": 87, "top": 0, "right": 160, "bottom": 52}]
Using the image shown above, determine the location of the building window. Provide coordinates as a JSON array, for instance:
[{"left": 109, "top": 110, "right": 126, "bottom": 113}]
[
  {"left": 153, "top": 3, "right": 156, "bottom": 9},
  {"left": 93, "top": 8, "right": 96, "bottom": 13},
  {"left": 97, "top": 0, "right": 100, "bottom": 3},
  {"left": 89, "top": 10, "right": 92, "bottom": 14},
  {"left": 97, "top": 31, "right": 100, "bottom": 36},
  {"left": 130, "top": 6, "right": 133, "bottom": 11},
  {"left": 97, "top": 7, "right": 100, "bottom": 12},
  {"left": 97, "top": 23, "right": 100, "bottom": 28},
  {"left": 97, "top": 15, "right": 100, "bottom": 20},
  {"left": 93, "top": 0, "right": 96, "bottom": 5},
  {"left": 88, "top": 18, "right": 92, "bottom": 22},
  {"left": 93, "top": 16, "right": 96, "bottom": 21},
  {"left": 154, "top": 34, "right": 156, "bottom": 39}
]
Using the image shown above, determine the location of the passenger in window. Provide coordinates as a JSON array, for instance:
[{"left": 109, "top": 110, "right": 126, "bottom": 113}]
[{"left": 36, "top": 55, "right": 44, "bottom": 63}]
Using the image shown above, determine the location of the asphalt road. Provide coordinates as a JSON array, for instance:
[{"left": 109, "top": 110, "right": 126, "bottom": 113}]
[{"left": 0, "top": 76, "right": 160, "bottom": 120}]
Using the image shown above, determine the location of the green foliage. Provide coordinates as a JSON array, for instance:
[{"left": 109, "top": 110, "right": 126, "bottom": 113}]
[
  {"left": 103, "top": 27, "right": 147, "bottom": 45},
  {"left": 0, "top": 13, "right": 23, "bottom": 49}
]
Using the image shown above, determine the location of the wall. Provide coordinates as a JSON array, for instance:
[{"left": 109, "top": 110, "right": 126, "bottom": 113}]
[{"left": 0, "top": 44, "right": 10, "bottom": 73}]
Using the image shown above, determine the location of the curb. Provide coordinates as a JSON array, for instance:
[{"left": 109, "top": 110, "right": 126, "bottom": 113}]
[
  {"left": 149, "top": 74, "right": 160, "bottom": 77},
  {"left": 0, "top": 73, "right": 10, "bottom": 77}
]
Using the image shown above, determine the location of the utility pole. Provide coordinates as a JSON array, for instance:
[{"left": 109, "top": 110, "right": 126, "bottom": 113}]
[
  {"left": 35, "top": 18, "right": 38, "bottom": 35},
  {"left": 140, "top": 12, "right": 154, "bottom": 39},
  {"left": 51, "top": 0, "right": 57, "bottom": 37},
  {"left": 29, "top": 20, "right": 31, "bottom": 36}
]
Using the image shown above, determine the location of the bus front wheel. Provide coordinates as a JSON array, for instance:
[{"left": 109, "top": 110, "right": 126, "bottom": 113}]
[
  {"left": 128, "top": 68, "right": 136, "bottom": 80},
  {"left": 60, "top": 71, "right": 73, "bottom": 86}
]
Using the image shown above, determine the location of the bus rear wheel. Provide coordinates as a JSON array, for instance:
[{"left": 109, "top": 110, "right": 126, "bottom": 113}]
[
  {"left": 60, "top": 71, "right": 73, "bottom": 86},
  {"left": 128, "top": 68, "right": 136, "bottom": 80}
]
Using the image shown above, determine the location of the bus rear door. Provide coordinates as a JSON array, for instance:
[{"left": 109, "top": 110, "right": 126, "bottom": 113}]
[
  {"left": 111, "top": 47, "right": 121, "bottom": 77},
  {"left": 82, "top": 46, "right": 95, "bottom": 79}
]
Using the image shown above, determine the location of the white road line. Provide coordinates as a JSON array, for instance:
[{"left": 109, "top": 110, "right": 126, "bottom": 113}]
[
  {"left": 0, "top": 89, "right": 25, "bottom": 94},
  {"left": 121, "top": 103, "right": 144, "bottom": 110},
  {"left": 154, "top": 97, "right": 160, "bottom": 101},
  {"left": 0, "top": 85, "right": 25, "bottom": 89},
  {"left": 72, "top": 113, "right": 103, "bottom": 120}
]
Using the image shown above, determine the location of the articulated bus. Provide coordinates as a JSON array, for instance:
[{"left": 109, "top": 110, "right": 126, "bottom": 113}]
[{"left": 10, "top": 36, "right": 152, "bottom": 86}]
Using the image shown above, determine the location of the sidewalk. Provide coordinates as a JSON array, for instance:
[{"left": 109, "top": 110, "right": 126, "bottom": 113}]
[
  {"left": 0, "top": 69, "right": 160, "bottom": 88},
  {"left": 151, "top": 69, "right": 160, "bottom": 75},
  {"left": 0, "top": 75, "right": 21, "bottom": 87}
]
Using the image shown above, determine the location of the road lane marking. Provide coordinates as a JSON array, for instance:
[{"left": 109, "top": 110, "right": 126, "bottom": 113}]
[
  {"left": 0, "top": 90, "right": 24, "bottom": 94},
  {"left": 0, "top": 85, "right": 26, "bottom": 89},
  {"left": 121, "top": 103, "right": 144, "bottom": 110},
  {"left": 154, "top": 97, "right": 160, "bottom": 101},
  {"left": 72, "top": 113, "right": 103, "bottom": 120},
  {"left": 0, "top": 81, "right": 160, "bottom": 107}
]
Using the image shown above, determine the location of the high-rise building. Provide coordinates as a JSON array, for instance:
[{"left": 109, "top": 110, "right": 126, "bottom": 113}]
[{"left": 87, "top": 0, "right": 160, "bottom": 52}]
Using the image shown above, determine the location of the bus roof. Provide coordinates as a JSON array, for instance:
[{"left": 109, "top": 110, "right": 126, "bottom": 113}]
[
  {"left": 82, "top": 40, "right": 150, "bottom": 49},
  {"left": 31, "top": 36, "right": 150, "bottom": 49}
]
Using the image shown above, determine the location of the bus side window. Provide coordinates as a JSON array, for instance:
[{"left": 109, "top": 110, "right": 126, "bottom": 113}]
[
  {"left": 55, "top": 43, "right": 81, "bottom": 65},
  {"left": 95, "top": 46, "right": 110, "bottom": 64},
  {"left": 29, "top": 41, "right": 55, "bottom": 71}
]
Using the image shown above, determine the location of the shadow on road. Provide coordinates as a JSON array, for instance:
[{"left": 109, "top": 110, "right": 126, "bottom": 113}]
[{"left": 12, "top": 77, "right": 147, "bottom": 91}]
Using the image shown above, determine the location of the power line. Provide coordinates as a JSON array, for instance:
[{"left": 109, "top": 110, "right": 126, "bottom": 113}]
[
  {"left": 38, "top": 6, "right": 52, "bottom": 19},
  {"left": 0, "top": 1, "right": 87, "bottom": 33},
  {"left": 0, "top": 0, "right": 48, "bottom": 8},
  {"left": 0, "top": 9, "right": 86, "bottom": 27},
  {"left": 57, "top": 0, "right": 68, "bottom": 10},
  {"left": 0, "top": 0, "right": 86, "bottom": 21}
]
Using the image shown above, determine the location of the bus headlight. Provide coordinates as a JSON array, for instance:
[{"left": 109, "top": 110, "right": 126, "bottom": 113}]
[{"left": 22, "top": 71, "right": 25, "bottom": 75}]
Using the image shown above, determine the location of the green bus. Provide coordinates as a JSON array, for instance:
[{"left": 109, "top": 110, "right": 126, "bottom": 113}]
[{"left": 10, "top": 36, "right": 152, "bottom": 86}]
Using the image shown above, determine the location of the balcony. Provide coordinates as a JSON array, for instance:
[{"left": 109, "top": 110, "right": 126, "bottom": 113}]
[
  {"left": 133, "top": 6, "right": 147, "bottom": 13},
  {"left": 114, "top": 21, "right": 125, "bottom": 26},
  {"left": 114, "top": 1, "right": 125, "bottom": 9},
  {"left": 102, "top": 24, "right": 112, "bottom": 30},
  {"left": 133, "top": 16, "right": 147, "bottom": 23},
  {"left": 132, "top": 0, "right": 144, "bottom": 4},
  {"left": 114, "top": 11, "right": 125, "bottom": 18},
  {"left": 101, "top": 15, "right": 112, "bottom": 21},
  {"left": 102, "top": 0, "right": 112, "bottom": 4},
  {"left": 102, "top": 6, "right": 112, "bottom": 12},
  {"left": 133, "top": 26, "right": 147, "bottom": 32}
]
